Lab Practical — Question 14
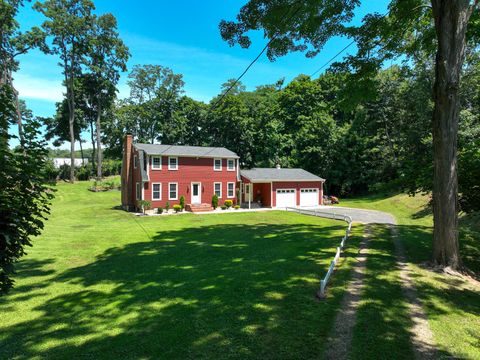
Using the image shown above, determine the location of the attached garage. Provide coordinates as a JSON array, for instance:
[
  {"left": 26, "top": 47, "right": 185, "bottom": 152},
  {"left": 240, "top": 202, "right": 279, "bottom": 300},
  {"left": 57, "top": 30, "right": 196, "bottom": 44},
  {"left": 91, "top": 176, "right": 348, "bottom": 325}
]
[
  {"left": 300, "top": 188, "right": 319, "bottom": 206},
  {"left": 240, "top": 167, "right": 325, "bottom": 208},
  {"left": 276, "top": 189, "right": 296, "bottom": 208}
]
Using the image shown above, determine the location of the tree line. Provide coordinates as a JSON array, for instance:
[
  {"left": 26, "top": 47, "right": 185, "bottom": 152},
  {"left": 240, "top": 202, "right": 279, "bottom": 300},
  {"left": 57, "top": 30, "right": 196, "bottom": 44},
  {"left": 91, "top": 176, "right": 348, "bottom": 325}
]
[{"left": 93, "top": 61, "right": 478, "bottom": 216}]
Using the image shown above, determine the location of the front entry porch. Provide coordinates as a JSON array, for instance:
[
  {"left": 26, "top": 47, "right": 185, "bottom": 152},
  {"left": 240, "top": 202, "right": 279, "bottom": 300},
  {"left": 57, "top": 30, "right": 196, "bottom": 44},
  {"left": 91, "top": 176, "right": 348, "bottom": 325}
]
[{"left": 241, "top": 182, "right": 272, "bottom": 209}]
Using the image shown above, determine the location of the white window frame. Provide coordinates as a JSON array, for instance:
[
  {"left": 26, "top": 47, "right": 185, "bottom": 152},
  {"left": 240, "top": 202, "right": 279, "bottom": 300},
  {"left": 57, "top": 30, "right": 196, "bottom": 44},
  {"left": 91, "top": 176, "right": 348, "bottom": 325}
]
[
  {"left": 227, "top": 159, "right": 235, "bottom": 171},
  {"left": 152, "top": 183, "right": 162, "bottom": 200},
  {"left": 136, "top": 182, "right": 141, "bottom": 200},
  {"left": 227, "top": 182, "right": 235, "bottom": 198},
  {"left": 213, "top": 158, "right": 222, "bottom": 171},
  {"left": 151, "top": 156, "right": 162, "bottom": 170},
  {"left": 168, "top": 182, "right": 178, "bottom": 200},
  {"left": 168, "top": 156, "right": 178, "bottom": 170},
  {"left": 133, "top": 155, "right": 138, "bottom": 169},
  {"left": 214, "top": 182, "right": 222, "bottom": 198}
]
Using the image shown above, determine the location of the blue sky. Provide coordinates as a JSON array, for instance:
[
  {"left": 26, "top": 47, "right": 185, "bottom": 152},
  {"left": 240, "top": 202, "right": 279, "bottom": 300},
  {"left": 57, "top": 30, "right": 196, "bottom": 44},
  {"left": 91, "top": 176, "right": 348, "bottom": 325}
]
[{"left": 13, "top": 0, "right": 389, "bottom": 148}]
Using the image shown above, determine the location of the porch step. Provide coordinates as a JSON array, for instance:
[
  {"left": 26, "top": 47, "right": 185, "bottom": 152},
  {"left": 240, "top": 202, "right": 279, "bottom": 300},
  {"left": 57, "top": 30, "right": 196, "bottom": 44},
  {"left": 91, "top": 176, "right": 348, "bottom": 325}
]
[{"left": 186, "top": 203, "right": 214, "bottom": 213}]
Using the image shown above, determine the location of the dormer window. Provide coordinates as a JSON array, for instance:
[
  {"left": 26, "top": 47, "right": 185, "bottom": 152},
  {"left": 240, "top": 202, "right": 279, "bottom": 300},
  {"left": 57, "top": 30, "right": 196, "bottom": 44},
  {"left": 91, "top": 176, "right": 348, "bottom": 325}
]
[
  {"left": 168, "top": 157, "right": 178, "bottom": 170},
  {"left": 214, "top": 158, "right": 222, "bottom": 171},
  {"left": 227, "top": 159, "right": 235, "bottom": 171}
]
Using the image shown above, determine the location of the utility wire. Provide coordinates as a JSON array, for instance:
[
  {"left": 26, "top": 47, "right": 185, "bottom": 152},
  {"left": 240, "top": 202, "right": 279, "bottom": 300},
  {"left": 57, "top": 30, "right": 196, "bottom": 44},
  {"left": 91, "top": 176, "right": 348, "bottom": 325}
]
[
  {"left": 310, "top": 40, "right": 356, "bottom": 77},
  {"left": 211, "top": 4, "right": 302, "bottom": 109},
  {"left": 310, "top": 10, "right": 391, "bottom": 78}
]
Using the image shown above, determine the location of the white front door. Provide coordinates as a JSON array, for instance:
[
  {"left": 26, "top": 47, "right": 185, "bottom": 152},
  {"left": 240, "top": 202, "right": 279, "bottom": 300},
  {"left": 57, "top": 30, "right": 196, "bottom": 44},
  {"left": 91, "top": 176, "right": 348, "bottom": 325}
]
[
  {"left": 300, "top": 188, "right": 319, "bottom": 206},
  {"left": 191, "top": 182, "right": 201, "bottom": 204},
  {"left": 276, "top": 189, "right": 296, "bottom": 208}
]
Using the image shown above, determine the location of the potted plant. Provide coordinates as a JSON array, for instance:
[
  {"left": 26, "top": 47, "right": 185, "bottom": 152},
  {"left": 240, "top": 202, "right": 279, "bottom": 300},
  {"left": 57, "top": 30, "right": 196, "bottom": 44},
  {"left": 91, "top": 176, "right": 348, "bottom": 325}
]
[{"left": 138, "top": 200, "right": 151, "bottom": 215}]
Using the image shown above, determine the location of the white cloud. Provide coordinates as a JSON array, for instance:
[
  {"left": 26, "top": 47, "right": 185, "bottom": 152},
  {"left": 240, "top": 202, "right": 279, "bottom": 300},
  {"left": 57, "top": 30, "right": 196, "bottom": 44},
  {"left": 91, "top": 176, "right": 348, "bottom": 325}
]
[{"left": 14, "top": 73, "right": 64, "bottom": 102}]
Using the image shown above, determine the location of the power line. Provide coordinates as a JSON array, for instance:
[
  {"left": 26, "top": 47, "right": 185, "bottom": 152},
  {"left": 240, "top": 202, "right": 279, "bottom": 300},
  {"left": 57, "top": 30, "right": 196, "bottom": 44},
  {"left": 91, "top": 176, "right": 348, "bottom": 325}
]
[
  {"left": 211, "top": 4, "right": 302, "bottom": 109},
  {"left": 310, "top": 10, "right": 390, "bottom": 78},
  {"left": 310, "top": 40, "right": 356, "bottom": 77}
]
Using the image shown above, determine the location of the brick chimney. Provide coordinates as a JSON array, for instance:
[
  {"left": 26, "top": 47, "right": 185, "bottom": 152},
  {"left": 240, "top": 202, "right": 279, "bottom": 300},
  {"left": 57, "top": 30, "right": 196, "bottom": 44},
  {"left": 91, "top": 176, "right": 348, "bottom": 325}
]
[{"left": 121, "top": 133, "right": 133, "bottom": 210}]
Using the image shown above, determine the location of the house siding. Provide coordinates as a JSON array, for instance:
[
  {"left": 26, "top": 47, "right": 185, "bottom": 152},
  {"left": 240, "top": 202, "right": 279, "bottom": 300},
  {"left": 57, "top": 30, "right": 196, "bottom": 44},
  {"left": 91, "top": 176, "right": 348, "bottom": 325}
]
[{"left": 143, "top": 156, "right": 238, "bottom": 208}]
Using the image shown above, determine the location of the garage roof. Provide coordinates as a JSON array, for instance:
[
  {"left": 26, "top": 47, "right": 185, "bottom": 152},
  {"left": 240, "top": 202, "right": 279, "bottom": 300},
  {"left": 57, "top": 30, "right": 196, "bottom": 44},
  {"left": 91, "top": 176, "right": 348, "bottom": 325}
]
[
  {"left": 241, "top": 168, "right": 325, "bottom": 182},
  {"left": 133, "top": 143, "right": 239, "bottom": 158}
]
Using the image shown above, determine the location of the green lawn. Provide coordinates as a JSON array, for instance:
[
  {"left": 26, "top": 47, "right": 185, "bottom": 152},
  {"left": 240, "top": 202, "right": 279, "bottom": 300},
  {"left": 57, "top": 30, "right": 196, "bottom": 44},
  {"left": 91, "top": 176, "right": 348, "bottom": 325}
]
[
  {"left": 342, "top": 193, "right": 480, "bottom": 359},
  {"left": 0, "top": 181, "right": 360, "bottom": 359}
]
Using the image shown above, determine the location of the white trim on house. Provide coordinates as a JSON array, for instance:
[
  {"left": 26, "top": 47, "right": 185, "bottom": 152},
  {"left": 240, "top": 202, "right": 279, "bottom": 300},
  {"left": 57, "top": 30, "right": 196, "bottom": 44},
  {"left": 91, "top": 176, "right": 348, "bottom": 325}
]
[
  {"left": 146, "top": 155, "right": 150, "bottom": 180},
  {"left": 191, "top": 182, "right": 202, "bottom": 204},
  {"left": 214, "top": 182, "right": 222, "bottom": 198},
  {"left": 151, "top": 155, "right": 162, "bottom": 170},
  {"left": 213, "top": 158, "right": 222, "bottom": 171},
  {"left": 168, "top": 182, "right": 178, "bottom": 200},
  {"left": 168, "top": 156, "right": 178, "bottom": 170},
  {"left": 227, "top": 182, "right": 235, "bottom": 198},
  {"left": 227, "top": 159, "right": 235, "bottom": 171},
  {"left": 152, "top": 183, "right": 162, "bottom": 200}
]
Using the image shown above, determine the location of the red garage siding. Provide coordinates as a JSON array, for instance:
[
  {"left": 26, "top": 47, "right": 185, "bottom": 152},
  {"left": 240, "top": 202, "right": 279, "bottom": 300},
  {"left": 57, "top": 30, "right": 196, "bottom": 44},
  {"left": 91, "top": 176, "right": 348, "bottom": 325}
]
[{"left": 144, "top": 156, "right": 238, "bottom": 208}]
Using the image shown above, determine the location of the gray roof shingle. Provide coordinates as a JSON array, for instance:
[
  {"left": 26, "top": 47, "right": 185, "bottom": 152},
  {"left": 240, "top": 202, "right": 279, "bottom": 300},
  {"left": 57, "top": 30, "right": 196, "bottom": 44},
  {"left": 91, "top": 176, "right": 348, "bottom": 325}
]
[
  {"left": 133, "top": 143, "right": 239, "bottom": 158},
  {"left": 241, "top": 168, "right": 325, "bottom": 182}
]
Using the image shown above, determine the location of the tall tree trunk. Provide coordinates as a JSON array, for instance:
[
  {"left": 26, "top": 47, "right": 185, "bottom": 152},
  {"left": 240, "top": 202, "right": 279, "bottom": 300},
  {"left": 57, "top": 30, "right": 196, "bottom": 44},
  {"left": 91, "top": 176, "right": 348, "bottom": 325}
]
[
  {"left": 96, "top": 100, "right": 102, "bottom": 179},
  {"left": 79, "top": 138, "right": 84, "bottom": 165},
  {"left": 68, "top": 105, "right": 75, "bottom": 183},
  {"left": 90, "top": 120, "right": 96, "bottom": 172},
  {"left": 65, "top": 59, "right": 76, "bottom": 183},
  {"left": 430, "top": 0, "right": 472, "bottom": 269}
]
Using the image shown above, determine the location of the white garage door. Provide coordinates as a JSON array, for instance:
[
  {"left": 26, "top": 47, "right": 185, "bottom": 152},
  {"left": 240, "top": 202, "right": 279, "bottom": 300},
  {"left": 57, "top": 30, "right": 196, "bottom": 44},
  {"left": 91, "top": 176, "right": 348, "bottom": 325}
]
[
  {"left": 276, "top": 189, "right": 296, "bottom": 208},
  {"left": 300, "top": 188, "right": 319, "bottom": 207}
]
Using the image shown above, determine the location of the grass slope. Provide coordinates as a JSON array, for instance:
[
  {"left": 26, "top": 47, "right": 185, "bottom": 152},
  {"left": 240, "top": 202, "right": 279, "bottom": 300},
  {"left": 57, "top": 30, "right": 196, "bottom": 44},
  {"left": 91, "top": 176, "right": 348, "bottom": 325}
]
[
  {"left": 343, "top": 193, "right": 480, "bottom": 359},
  {"left": 0, "top": 181, "right": 359, "bottom": 359}
]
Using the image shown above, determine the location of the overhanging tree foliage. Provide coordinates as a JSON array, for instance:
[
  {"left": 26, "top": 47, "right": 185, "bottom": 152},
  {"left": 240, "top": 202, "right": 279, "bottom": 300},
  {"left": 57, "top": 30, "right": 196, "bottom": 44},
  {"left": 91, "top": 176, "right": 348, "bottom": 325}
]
[
  {"left": 219, "top": 0, "right": 479, "bottom": 269},
  {"left": 0, "top": 0, "right": 53, "bottom": 294}
]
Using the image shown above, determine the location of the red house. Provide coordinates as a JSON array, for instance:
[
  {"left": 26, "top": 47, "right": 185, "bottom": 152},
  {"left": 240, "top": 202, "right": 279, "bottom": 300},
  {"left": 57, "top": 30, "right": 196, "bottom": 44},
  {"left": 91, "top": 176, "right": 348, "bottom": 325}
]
[{"left": 121, "top": 134, "right": 324, "bottom": 212}]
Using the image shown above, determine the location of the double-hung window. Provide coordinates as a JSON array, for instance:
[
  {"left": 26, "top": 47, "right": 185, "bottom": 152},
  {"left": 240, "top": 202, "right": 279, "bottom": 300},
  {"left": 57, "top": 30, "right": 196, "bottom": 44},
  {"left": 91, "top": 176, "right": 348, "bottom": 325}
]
[
  {"left": 227, "top": 182, "right": 235, "bottom": 198},
  {"left": 136, "top": 182, "right": 141, "bottom": 200},
  {"left": 168, "top": 156, "right": 178, "bottom": 170},
  {"left": 227, "top": 159, "right": 235, "bottom": 171},
  {"left": 169, "top": 183, "right": 178, "bottom": 200},
  {"left": 213, "top": 158, "right": 222, "bottom": 171},
  {"left": 214, "top": 182, "right": 222, "bottom": 198},
  {"left": 152, "top": 156, "right": 162, "bottom": 170},
  {"left": 152, "top": 183, "right": 161, "bottom": 200}
]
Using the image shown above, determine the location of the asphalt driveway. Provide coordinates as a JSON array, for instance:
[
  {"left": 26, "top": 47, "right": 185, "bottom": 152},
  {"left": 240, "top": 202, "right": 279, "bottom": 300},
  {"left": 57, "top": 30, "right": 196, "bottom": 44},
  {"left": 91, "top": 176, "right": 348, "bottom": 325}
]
[{"left": 303, "top": 206, "right": 396, "bottom": 224}]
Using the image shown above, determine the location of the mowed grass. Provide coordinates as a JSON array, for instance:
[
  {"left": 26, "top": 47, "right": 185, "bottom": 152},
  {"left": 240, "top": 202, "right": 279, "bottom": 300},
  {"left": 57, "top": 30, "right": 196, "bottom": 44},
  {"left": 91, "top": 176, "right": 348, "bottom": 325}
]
[
  {"left": 342, "top": 193, "right": 480, "bottom": 359},
  {"left": 0, "top": 181, "right": 360, "bottom": 359}
]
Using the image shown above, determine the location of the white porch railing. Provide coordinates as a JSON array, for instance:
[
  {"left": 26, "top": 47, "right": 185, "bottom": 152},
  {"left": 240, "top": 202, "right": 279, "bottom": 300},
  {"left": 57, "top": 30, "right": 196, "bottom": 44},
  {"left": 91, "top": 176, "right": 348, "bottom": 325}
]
[{"left": 285, "top": 207, "right": 353, "bottom": 298}]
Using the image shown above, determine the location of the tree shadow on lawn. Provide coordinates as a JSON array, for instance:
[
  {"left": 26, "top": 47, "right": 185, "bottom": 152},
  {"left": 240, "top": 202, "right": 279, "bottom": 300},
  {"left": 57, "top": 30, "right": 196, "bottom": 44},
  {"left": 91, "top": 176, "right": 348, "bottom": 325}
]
[{"left": 0, "top": 222, "right": 360, "bottom": 360}]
